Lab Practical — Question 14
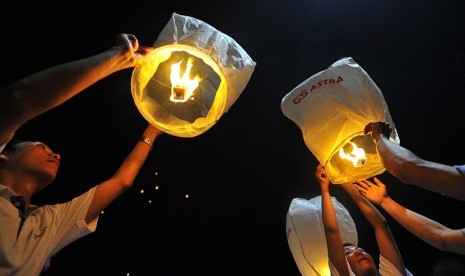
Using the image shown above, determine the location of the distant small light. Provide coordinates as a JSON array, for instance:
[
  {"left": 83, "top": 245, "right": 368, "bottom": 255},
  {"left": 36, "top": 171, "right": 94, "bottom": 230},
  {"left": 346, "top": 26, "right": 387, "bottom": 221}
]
[
  {"left": 185, "top": 193, "right": 190, "bottom": 199},
  {"left": 155, "top": 185, "right": 160, "bottom": 190},
  {"left": 140, "top": 189, "right": 145, "bottom": 194},
  {"left": 154, "top": 171, "right": 158, "bottom": 176},
  {"left": 148, "top": 200, "right": 152, "bottom": 204},
  {"left": 101, "top": 211, "right": 104, "bottom": 214}
]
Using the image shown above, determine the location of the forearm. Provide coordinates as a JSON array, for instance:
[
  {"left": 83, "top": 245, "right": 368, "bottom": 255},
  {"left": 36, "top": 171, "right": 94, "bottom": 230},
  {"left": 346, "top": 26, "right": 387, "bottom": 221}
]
[
  {"left": 379, "top": 137, "right": 465, "bottom": 200},
  {"left": 86, "top": 125, "right": 161, "bottom": 222},
  {"left": 321, "top": 188, "right": 340, "bottom": 233},
  {"left": 380, "top": 197, "right": 448, "bottom": 248},
  {"left": 321, "top": 187, "right": 351, "bottom": 276},
  {"left": 344, "top": 185, "right": 386, "bottom": 228},
  {"left": 0, "top": 46, "right": 132, "bottom": 131},
  {"left": 356, "top": 199, "right": 386, "bottom": 228},
  {"left": 376, "top": 136, "right": 421, "bottom": 183},
  {"left": 113, "top": 125, "right": 161, "bottom": 187},
  {"left": 346, "top": 183, "right": 405, "bottom": 272}
]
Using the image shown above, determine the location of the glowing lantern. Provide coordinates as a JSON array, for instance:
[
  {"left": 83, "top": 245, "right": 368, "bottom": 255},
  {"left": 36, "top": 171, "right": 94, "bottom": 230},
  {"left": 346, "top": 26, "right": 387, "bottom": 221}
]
[
  {"left": 281, "top": 57, "right": 400, "bottom": 183},
  {"left": 132, "top": 13, "right": 256, "bottom": 137},
  {"left": 286, "top": 196, "right": 358, "bottom": 276}
]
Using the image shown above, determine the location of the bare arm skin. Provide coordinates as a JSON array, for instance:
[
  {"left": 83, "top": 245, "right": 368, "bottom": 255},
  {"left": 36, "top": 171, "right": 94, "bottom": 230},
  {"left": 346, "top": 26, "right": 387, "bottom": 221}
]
[
  {"left": 85, "top": 124, "right": 163, "bottom": 223},
  {"left": 342, "top": 181, "right": 407, "bottom": 275},
  {"left": 365, "top": 122, "right": 465, "bottom": 201},
  {"left": 0, "top": 33, "right": 152, "bottom": 146},
  {"left": 316, "top": 164, "right": 350, "bottom": 276},
  {"left": 354, "top": 177, "right": 465, "bottom": 255}
]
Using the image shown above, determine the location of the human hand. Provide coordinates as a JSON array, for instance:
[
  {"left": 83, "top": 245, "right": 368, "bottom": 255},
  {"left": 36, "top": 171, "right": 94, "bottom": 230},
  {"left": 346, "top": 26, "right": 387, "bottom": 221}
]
[
  {"left": 353, "top": 177, "right": 388, "bottom": 205},
  {"left": 114, "top": 33, "right": 153, "bottom": 69},
  {"left": 315, "top": 164, "right": 330, "bottom": 191},
  {"left": 364, "top": 122, "right": 392, "bottom": 142}
]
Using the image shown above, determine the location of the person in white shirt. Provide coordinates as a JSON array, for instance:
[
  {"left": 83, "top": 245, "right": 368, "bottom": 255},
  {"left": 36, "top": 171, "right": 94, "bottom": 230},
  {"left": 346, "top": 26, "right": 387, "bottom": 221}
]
[{"left": 0, "top": 33, "right": 162, "bottom": 276}]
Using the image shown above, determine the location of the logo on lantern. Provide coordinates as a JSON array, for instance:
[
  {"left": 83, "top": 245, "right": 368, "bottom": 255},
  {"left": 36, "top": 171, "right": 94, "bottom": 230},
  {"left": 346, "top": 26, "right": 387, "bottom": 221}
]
[{"left": 339, "top": 142, "right": 367, "bottom": 167}]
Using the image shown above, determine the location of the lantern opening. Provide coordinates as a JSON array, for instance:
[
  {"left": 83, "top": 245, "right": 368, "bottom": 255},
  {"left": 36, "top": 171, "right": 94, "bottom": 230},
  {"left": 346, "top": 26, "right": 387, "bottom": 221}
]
[
  {"left": 325, "top": 132, "right": 385, "bottom": 183},
  {"left": 134, "top": 46, "right": 225, "bottom": 126}
]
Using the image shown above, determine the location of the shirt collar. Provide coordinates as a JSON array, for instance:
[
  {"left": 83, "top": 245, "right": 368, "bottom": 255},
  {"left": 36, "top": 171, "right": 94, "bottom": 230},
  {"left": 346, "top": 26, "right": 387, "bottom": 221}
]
[
  {"left": 0, "top": 183, "right": 38, "bottom": 209},
  {"left": 0, "top": 183, "right": 17, "bottom": 197}
]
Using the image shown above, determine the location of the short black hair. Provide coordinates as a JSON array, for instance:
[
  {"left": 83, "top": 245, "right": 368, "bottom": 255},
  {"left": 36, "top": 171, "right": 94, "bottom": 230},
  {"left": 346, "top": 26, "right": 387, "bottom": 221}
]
[{"left": 343, "top": 242, "right": 356, "bottom": 248}]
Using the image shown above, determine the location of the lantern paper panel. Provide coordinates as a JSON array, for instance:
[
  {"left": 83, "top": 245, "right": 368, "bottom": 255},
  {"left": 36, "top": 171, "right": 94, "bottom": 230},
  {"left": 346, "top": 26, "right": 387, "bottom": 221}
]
[
  {"left": 281, "top": 57, "right": 400, "bottom": 184},
  {"left": 286, "top": 196, "right": 358, "bottom": 276},
  {"left": 132, "top": 13, "right": 256, "bottom": 137}
]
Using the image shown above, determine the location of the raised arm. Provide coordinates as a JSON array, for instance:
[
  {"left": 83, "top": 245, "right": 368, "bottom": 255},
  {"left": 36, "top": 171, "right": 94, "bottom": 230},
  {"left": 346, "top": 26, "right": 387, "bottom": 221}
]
[
  {"left": 316, "top": 164, "right": 349, "bottom": 276},
  {"left": 85, "top": 123, "right": 163, "bottom": 223},
  {"left": 354, "top": 177, "right": 465, "bottom": 255},
  {"left": 0, "top": 33, "right": 152, "bottom": 146},
  {"left": 365, "top": 122, "right": 465, "bottom": 201},
  {"left": 342, "top": 180, "right": 406, "bottom": 274}
]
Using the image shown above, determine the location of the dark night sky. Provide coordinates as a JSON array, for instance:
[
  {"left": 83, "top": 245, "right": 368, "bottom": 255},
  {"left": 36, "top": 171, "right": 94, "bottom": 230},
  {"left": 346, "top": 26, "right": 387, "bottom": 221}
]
[{"left": 2, "top": 1, "right": 465, "bottom": 275}]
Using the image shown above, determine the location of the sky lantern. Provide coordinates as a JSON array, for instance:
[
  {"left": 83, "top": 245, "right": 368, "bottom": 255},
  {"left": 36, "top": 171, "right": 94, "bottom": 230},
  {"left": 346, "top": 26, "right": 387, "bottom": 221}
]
[
  {"left": 286, "top": 196, "right": 358, "bottom": 275},
  {"left": 281, "top": 57, "right": 400, "bottom": 184},
  {"left": 132, "top": 13, "right": 256, "bottom": 137}
]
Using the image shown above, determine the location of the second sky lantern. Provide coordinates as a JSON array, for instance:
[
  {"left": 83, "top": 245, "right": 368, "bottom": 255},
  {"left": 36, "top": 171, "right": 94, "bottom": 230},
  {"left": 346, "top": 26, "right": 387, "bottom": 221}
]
[
  {"left": 131, "top": 13, "right": 256, "bottom": 137},
  {"left": 281, "top": 57, "right": 400, "bottom": 184}
]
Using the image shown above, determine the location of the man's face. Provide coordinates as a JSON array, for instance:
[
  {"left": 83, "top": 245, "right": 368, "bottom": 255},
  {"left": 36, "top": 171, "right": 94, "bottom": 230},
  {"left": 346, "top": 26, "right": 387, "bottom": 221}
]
[
  {"left": 5, "top": 141, "right": 60, "bottom": 189},
  {"left": 344, "top": 245, "right": 377, "bottom": 275}
]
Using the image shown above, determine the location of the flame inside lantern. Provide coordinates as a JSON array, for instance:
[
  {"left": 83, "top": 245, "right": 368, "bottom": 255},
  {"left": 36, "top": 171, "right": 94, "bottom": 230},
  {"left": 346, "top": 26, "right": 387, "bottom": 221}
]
[
  {"left": 169, "top": 57, "right": 202, "bottom": 102},
  {"left": 339, "top": 142, "right": 367, "bottom": 167}
]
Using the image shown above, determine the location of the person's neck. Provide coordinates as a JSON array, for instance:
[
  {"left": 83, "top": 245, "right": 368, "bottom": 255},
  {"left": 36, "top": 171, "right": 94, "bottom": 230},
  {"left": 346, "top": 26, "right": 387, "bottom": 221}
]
[{"left": 0, "top": 172, "right": 39, "bottom": 208}]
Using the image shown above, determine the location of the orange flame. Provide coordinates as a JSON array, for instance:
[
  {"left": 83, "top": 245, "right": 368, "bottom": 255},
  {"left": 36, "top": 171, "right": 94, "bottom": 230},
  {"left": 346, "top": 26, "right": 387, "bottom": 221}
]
[
  {"left": 339, "top": 142, "right": 367, "bottom": 167},
  {"left": 169, "top": 57, "right": 202, "bottom": 102}
]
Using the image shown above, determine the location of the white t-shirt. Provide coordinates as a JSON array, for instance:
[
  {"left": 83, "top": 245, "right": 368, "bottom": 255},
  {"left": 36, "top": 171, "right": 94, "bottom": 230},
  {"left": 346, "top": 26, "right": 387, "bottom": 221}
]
[{"left": 0, "top": 183, "right": 98, "bottom": 276}]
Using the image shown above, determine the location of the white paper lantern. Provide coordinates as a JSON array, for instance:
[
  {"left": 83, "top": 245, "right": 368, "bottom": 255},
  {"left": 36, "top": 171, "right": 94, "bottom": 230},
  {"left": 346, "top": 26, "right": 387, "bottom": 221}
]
[
  {"left": 286, "top": 196, "right": 358, "bottom": 276},
  {"left": 132, "top": 13, "right": 256, "bottom": 137},
  {"left": 281, "top": 57, "right": 400, "bottom": 183}
]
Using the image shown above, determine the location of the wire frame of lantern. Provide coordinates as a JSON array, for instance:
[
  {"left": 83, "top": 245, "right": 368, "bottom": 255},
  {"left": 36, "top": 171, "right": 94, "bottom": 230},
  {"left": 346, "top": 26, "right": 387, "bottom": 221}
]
[{"left": 131, "top": 44, "right": 228, "bottom": 138}]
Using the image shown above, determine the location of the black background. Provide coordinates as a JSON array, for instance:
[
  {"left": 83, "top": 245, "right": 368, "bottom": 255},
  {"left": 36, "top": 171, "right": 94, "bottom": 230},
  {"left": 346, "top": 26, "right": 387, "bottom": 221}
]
[{"left": 2, "top": 1, "right": 465, "bottom": 275}]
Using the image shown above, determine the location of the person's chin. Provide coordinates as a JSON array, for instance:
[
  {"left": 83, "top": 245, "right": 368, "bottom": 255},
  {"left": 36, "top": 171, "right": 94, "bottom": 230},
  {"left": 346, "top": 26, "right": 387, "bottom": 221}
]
[
  {"left": 358, "top": 256, "right": 372, "bottom": 264},
  {"left": 353, "top": 257, "right": 373, "bottom": 269},
  {"left": 37, "top": 171, "right": 56, "bottom": 188},
  {"left": 356, "top": 259, "right": 376, "bottom": 273}
]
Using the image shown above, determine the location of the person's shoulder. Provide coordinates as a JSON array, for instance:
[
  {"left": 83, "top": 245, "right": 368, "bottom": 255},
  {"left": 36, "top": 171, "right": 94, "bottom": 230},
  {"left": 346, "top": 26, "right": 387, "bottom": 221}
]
[
  {"left": 454, "top": 164, "right": 465, "bottom": 177},
  {"left": 379, "top": 255, "right": 413, "bottom": 276}
]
